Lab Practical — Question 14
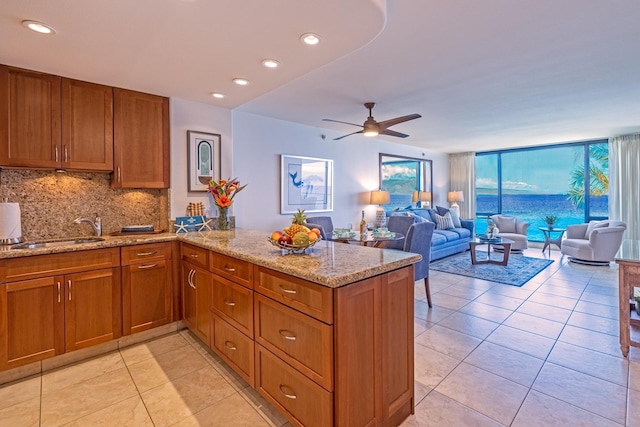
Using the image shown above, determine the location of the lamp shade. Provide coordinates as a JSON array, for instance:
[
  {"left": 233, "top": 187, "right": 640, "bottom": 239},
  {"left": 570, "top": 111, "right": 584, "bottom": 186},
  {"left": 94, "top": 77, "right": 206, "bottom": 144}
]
[
  {"left": 370, "top": 190, "right": 390, "bottom": 205},
  {"left": 447, "top": 191, "right": 464, "bottom": 203},
  {"left": 412, "top": 191, "right": 432, "bottom": 203}
]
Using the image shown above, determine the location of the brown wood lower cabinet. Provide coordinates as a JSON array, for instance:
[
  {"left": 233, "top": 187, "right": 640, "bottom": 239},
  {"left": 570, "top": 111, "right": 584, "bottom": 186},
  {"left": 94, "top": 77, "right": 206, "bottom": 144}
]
[
  {"left": 181, "top": 261, "right": 210, "bottom": 344},
  {"left": 179, "top": 242, "right": 415, "bottom": 427},
  {"left": 121, "top": 243, "right": 173, "bottom": 335},
  {"left": 0, "top": 267, "right": 121, "bottom": 370}
]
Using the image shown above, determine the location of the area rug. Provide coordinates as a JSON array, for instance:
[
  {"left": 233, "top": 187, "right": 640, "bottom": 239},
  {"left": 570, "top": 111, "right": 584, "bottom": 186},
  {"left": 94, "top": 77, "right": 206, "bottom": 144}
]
[{"left": 430, "top": 251, "right": 553, "bottom": 287}]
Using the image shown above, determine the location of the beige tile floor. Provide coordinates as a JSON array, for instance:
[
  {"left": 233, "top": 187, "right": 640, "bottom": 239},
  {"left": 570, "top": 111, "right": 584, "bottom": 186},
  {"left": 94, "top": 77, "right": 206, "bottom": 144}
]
[{"left": 1, "top": 247, "right": 639, "bottom": 426}]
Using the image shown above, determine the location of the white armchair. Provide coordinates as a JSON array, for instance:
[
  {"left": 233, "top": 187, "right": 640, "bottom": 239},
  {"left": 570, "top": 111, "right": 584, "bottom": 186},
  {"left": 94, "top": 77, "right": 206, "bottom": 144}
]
[
  {"left": 561, "top": 220, "right": 626, "bottom": 265},
  {"left": 490, "top": 214, "right": 529, "bottom": 252}
]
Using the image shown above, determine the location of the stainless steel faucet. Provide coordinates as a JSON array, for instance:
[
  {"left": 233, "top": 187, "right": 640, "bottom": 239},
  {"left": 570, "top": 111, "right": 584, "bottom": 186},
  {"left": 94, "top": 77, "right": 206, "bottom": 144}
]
[{"left": 73, "top": 214, "right": 102, "bottom": 236}]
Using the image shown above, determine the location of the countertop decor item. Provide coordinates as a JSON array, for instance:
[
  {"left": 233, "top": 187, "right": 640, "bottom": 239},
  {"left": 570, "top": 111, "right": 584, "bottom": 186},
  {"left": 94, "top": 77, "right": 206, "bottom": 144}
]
[{"left": 208, "top": 177, "right": 247, "bottom": 230}]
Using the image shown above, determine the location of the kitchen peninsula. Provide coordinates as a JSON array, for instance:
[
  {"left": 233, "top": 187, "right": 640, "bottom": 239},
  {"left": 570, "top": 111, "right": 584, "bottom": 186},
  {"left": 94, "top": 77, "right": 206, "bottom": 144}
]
[{"left": 0, "top": 229, "right": 420, "bottom": 427}]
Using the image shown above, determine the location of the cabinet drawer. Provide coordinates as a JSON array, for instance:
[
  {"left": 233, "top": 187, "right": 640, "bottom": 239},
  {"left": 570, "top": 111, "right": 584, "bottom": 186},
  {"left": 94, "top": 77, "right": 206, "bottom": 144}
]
[
  {"left": 0, "top": 248, "right": 120, "bottom": 282},
  {"left": 210, "top": 313, "right": 254, "bottom": 385},
  {"left": 255, "top": 294, "right": 333, "bottom": 390},
  {"left": 254, "top": 266, "right": 333, "bottom": 324},
  {"left": 211, "top": 275, "right": 253, "bottom": 338},
  {"left": 121, "top": 242, "right": 171, "bottom": 265},
  {"left": 256, "top": 345, "right": 333, "bottom": 427},
  {"left": 210, "top": 252, "right": 252, "bottom": 288},
  {"left": 181, "top": 243, "right": 209, "bottom": 269}
]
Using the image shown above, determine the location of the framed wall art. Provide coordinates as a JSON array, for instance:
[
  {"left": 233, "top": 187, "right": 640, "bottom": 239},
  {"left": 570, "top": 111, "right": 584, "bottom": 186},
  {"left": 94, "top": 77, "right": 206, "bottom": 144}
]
[
  {"left": 280, "top": 154, "right": 333, "bottom": 214},
  {"left": 187, "top": 130, "right": 221, "bottom": 192}
]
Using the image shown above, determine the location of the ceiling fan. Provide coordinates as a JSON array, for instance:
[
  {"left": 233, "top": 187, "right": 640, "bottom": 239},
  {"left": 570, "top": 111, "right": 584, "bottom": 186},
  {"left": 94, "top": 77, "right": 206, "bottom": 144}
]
[{"left": 322, "top": 102, "right": 421, "bottom": 140}]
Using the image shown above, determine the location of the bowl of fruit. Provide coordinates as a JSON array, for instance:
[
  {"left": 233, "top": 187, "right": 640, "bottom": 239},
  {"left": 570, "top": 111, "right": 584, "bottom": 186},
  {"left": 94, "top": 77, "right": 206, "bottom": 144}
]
[{"left": 268, "top": 209, "right": 322, "bottom": 253}]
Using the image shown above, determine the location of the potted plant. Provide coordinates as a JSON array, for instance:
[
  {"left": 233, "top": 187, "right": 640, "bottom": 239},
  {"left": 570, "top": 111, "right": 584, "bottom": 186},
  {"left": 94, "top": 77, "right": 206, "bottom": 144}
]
[{"left": 544, "top": 215, "right": 558, "bottom": 229}]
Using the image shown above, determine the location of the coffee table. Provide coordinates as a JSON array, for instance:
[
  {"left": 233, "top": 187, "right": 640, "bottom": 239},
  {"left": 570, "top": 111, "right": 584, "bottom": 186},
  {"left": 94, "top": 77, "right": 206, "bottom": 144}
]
[{"left": 469, "top": 237, "right": 515, "bottom": 266}]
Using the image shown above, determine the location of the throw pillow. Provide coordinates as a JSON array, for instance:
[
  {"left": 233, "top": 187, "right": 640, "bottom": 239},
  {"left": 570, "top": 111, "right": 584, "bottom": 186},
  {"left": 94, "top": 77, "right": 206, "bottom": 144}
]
[
  {"left": 449, "top": 209, "right": 462, "bottom": 228},
  {"left": 407, "top": 212, "right": 430, "bottom": 223},
  {"left": 498, "top": 216, "right": 516, "bottom": 233},
  {"left": 434, "top": 211, "right": 455, "bottom": 230},
  {"left": 585, "top": 220, "right": 609, "bottom": 238},
  {"left": 435, "top": 205, "right": 449, "bottom": 216}
]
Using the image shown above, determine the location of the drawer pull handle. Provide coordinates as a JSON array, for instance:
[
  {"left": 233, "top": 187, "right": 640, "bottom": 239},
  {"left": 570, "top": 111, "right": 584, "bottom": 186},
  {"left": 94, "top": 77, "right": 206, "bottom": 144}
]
[
  {"left": 138, "top": 263, "right": 158, "bottom": 270},
  {"left": 223, "top": 266, "right": 236, "bottom": 273},
  {"left": 223, "top": 299, "right": 236, "bottom": 307},
  {"left": 224, "top": 341, "right": 237, "bottom": 351},
  {"left": 279, "top": 330, "right": 296, "bottom": 341},
  {"left": 279, "top": 385, "right": 297, "bottom": 400},
  {"left": 279, "top": 285, "right": 297, "bottom": 295},
  {"left": 137, "top": 251, "right": 157, "bottom": 256},
  {"left": 189, "top": 253, "right": 199, "bottom": 258}
]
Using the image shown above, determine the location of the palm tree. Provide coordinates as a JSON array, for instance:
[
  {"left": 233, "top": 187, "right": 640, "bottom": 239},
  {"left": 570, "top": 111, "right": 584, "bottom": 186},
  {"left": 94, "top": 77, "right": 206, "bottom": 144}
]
[{"left": 568, "top": 144, "right": 608, "bottom": 208}]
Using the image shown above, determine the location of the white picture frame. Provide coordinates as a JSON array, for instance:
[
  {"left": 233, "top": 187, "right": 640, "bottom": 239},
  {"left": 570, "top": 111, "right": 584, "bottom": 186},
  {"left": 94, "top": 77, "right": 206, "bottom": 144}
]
[
  {"left": 187, "top": 130, "right": 221, "bottom": 192},
  {"left": 280, "top": 154, "right": 333, "bottom": 214}
]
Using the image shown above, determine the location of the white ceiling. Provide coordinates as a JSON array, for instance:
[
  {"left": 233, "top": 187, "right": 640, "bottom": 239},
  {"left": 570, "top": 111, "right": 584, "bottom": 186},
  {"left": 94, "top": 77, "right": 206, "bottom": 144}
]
[{"left": 3, "top": 0, "right": 640, "bottom": 153}]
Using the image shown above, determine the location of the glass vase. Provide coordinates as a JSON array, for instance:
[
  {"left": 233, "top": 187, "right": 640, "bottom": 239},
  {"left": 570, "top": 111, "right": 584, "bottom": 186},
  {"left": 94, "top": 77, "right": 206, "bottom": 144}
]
[{"left": 217, "top": 206, "right": 231, "bottom": 230}]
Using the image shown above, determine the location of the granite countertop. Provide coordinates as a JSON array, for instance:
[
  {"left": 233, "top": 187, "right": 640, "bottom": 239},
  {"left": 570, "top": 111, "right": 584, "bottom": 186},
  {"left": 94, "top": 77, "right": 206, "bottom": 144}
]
[{"left": 0, "top": 229, "right": 421, "bottom": 288}]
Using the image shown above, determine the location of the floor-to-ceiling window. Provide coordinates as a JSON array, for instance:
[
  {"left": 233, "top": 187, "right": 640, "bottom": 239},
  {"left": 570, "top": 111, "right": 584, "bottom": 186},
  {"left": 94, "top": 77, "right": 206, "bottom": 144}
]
[{"left": 476, "top": 140, "right": 608, "bottom": 241}]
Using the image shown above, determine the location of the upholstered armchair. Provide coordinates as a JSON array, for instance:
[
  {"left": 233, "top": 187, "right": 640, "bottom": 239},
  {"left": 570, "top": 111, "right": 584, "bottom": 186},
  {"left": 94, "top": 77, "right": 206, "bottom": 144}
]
[
  {"left": 490, "top": 214, "right": 529, "bottom": 252},
  {"left": 402, "top": 221, "right": 435, "bottom": 307},
  {"left": 305, "top": 216, "right": 334, "bottom": 240},
  {"left": 561, "top": 220, "right": 626, "bottom": 265}
]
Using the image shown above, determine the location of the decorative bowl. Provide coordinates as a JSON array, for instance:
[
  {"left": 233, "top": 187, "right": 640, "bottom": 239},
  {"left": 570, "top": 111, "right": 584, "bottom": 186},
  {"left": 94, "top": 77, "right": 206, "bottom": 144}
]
[{"left": 267, "top": 236, "right": 321, "bottom": 253}]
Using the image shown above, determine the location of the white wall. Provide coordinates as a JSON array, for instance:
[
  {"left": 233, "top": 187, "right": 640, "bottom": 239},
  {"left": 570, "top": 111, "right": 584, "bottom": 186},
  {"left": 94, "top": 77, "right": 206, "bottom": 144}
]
[
  {"left": 170, "top": 98, "right": 233, "bottom": 219},
  {"left": 232, "top": 111, "right": 449, "bottom": 233}
]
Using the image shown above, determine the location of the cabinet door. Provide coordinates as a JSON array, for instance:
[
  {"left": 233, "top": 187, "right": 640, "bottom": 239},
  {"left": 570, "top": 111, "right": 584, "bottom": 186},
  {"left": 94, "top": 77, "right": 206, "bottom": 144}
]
[
  {"left": 61, "top": 78, "right": 113, "bottom": 171},
  {"left": 65, "top": 268, "right": 121, "bottom": 352},
  {"left": 113, "top": 88, "right": 169, "bottom": 188},
  {"left": 123, "top": 260, "right": 172, "bottom": 335},
  {"left": 181, "top": 262, "right": 210, "bottom": 343},
  {"left": 0, "top": 276, "right": 64, "bottom": 370},
  {"left": 0, "top": 65, "right": 61, "bottom": 168}
]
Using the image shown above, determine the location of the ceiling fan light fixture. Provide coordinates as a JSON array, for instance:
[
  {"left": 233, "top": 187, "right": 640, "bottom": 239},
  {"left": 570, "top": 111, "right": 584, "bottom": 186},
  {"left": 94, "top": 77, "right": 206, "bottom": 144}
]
[
  {"left": 363, "top": 123, "right": 379, "bottom": 137},
  {"left": 300, "top": 33, "right": 320, "bottom": 45},
  {"left": 22, "top": 20, "right": 56, "bottom": 34}
]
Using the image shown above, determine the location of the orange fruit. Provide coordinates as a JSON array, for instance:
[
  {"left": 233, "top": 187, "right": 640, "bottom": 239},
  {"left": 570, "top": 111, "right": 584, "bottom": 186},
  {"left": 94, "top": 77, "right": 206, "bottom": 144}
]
[
  {"left": 311, "top": 228, "right": 321, "bottom": 238},
  {"left": 271, "top": 231, "right": 283, "bottom": 241},
  {"left": 307, "top": 231, "right": 318, "bottom": 242}
]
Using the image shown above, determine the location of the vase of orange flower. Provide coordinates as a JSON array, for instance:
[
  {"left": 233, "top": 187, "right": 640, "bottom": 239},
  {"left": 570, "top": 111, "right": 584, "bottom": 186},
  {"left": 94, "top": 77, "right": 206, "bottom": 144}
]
[{"left": 208, "top": 177, "right": 247, "bottom": 230}]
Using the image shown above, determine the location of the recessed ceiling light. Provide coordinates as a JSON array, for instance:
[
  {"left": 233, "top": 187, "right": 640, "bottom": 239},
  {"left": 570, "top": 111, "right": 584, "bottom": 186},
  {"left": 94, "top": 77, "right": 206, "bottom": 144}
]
[
  {"left": 233, "top": 78, "right": 249, "bottom": 86},
  {"left": 261, "top": 59, "right": 280, "bottom": 69},
  {"left": 211, "top": 92, "right": 225, "bottom": 99},
  {"left": 300, "top": 33, "right": 320, "bottom": 45},
  {"left": 22, "top": 20, "right": 56, "bottom": 35}
]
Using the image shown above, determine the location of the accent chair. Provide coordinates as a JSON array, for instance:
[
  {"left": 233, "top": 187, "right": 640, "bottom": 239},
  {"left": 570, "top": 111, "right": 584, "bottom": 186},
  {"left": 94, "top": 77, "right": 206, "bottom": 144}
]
[
  {"left": 490, "top": 214, "right": 529, "bottom": 253},
  {"left": 385, "top": 215, "right": 415, "bottom": 250},
  {"left": 305, "top": 216, "right": 334, "bottom": 240},
  {"left": 402, "top": 221, "right": 435, "bottom": 307},
  {"left": 561, "top": 220, "right": 626, "bottom": 265}
]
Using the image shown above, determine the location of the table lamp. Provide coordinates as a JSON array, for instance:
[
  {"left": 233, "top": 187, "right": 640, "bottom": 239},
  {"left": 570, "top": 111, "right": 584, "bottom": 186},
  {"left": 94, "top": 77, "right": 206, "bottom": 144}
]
[
  {"left": 447, "top": 190, "right": 464, "bottom": 216},
  {"left": 370, "top": 190, "right": 390, "bottom": 228},
  {"left": 412, "top": 190, "right": 432, "bottom": 208}
]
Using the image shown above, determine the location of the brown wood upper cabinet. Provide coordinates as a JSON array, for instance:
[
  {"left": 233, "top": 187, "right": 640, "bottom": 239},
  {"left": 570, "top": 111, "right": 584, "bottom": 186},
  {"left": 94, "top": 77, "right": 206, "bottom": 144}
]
[
  {"left": 0, "top": 65, "right": 114, "bottom": 171},
  {"left": 113, "top": 88, "right": 170, "bottom": 189}
]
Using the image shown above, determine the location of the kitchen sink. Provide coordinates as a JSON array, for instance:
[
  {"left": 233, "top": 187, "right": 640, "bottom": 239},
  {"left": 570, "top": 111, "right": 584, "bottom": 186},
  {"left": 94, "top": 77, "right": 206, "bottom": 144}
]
[{"left": 11, "top": 237, "right": 104, "bottom": 250}]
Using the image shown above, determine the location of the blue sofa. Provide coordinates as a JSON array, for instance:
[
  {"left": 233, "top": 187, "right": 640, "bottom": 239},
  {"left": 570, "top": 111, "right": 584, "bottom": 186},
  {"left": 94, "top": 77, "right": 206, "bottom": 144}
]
[{"left": 389, "top": 208, "right": 474, "bottom": 261}]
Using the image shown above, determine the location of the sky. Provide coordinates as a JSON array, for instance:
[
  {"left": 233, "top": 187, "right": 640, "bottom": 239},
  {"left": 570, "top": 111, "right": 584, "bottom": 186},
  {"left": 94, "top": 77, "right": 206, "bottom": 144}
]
[{"left": 476, "top": 145, "right": 585, "bottom": 194}]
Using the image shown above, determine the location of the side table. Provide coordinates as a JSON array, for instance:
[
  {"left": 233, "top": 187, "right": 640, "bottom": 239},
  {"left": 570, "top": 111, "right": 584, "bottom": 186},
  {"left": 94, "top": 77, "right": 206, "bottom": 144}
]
[
  {"left": 616, "top": 240, "right": 640, "bottom": 357},
  {"left": 539, "top": 227, "right": 565, "bottom": 256}
]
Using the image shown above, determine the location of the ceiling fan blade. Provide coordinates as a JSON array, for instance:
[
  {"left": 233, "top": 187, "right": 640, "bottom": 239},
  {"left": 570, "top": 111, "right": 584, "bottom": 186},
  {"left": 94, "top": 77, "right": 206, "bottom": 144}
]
[
  {"left": 333, "top": 130, "right": 363, "bottom": 140},
  {"left": 377, "top": 113, "right": 422, "bottom": 129},
  {"left": 322, "top": 118, "right": 363, "bottom": 128},
  {"left": 380, "top": 129, "right": 409, "bottom": 138}
]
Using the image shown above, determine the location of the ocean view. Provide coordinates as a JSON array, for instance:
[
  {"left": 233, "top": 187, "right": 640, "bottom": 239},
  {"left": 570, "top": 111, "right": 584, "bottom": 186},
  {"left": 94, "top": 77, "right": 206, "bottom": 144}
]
[{"left": 387, "top": 193, "right": 609, "bottom": 242}]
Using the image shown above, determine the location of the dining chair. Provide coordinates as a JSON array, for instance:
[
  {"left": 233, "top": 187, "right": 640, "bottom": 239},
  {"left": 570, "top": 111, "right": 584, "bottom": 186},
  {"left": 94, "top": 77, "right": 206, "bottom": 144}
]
[
  {"left": 402, "top": 221, "right": 435, "bottom": 307},
  {"left": 305, "top": 216, "right": 334, "bottom": 240},
  {"left": 385, "top": 215, "right": 414, "bottom": 250}
]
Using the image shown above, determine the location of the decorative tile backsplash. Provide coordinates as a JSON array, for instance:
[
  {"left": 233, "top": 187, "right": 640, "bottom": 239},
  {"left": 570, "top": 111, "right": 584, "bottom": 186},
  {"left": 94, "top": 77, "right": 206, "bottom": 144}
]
[{"left": 0, "top": 169, "right": 168, "bottom": 241}]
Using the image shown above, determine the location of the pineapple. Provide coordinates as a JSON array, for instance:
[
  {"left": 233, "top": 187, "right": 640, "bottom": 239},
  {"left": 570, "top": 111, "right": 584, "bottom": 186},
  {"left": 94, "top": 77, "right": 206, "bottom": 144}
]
[{"left": 286, "top": 209, "right": 308, "bottom": 236}]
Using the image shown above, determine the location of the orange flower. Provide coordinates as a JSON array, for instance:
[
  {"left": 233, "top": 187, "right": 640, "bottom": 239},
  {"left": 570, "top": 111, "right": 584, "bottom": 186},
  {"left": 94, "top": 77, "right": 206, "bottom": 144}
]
[{"left": 216, "top": 195, "right": 232, "bottom": 207}]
